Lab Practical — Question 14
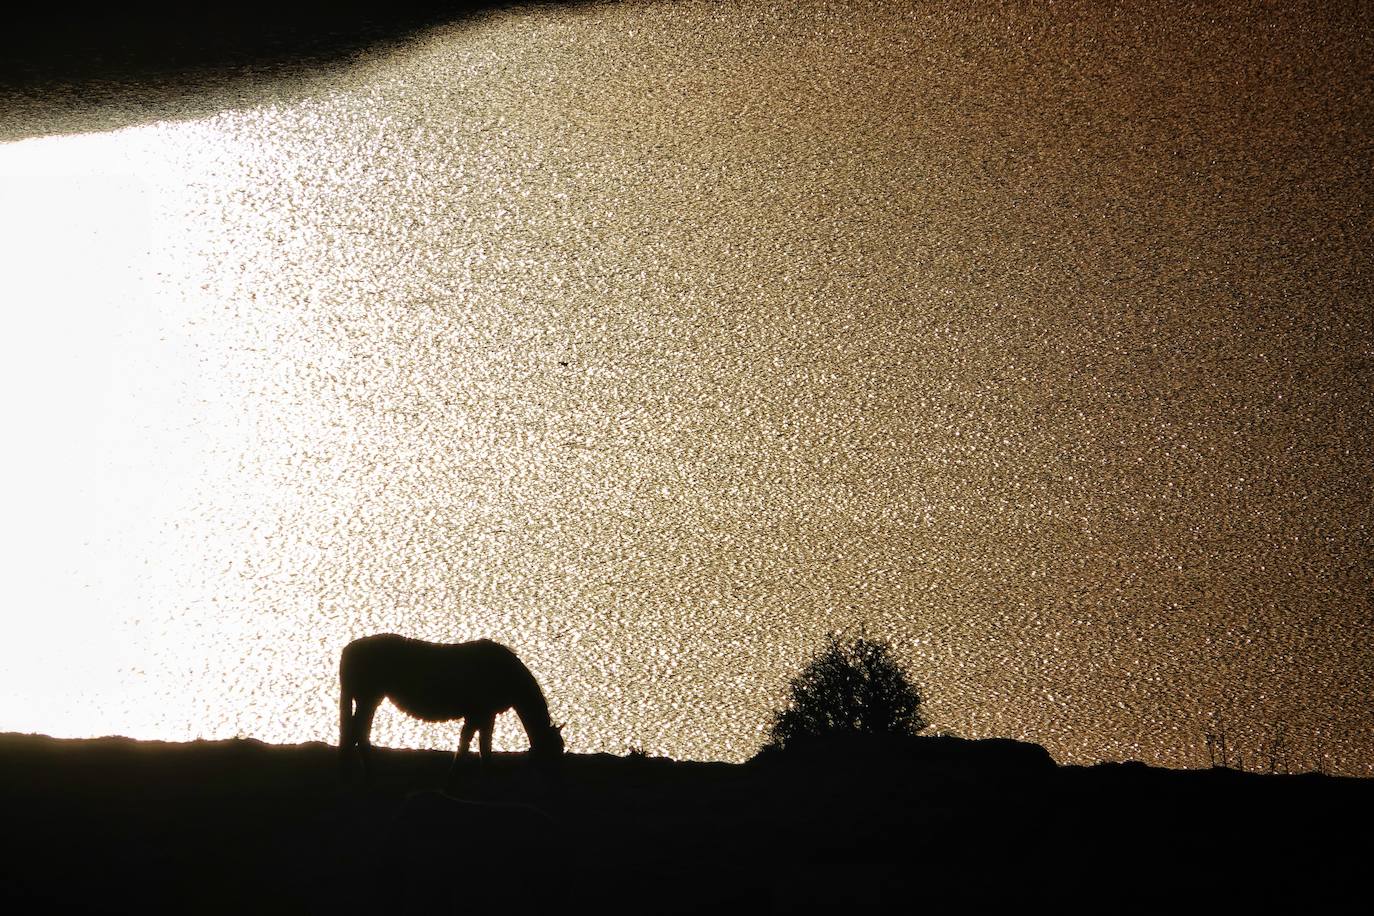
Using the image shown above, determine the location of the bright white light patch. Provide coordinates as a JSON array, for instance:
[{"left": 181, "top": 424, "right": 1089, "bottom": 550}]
[{"left": 0, "top": 128, "right": 239, "bottom": 737}]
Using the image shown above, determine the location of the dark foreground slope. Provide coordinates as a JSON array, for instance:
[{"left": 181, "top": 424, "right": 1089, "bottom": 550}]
[{"left": 1, "top": 732, "right": 1369, "bottom": 913}]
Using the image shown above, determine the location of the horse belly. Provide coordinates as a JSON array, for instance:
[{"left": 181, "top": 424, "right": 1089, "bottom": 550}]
[
  {"left": 376, "top": 651, "right": 515, "bottom": 722},
  {"left": 387, "top": 690, "right": 470, "bottom": 723}
]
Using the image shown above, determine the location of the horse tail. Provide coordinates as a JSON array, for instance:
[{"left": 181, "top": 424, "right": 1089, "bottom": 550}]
[
  {"left": 338, "top": 652, "right": 354, "bottom": 764},
  {"left": 340, "top": 692, "right": 353, "bottom": 756}
]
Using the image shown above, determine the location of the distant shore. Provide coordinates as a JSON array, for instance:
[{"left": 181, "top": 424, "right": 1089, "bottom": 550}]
[{"left": 2, "top": 731, "right": 1369, "bottom": 912}]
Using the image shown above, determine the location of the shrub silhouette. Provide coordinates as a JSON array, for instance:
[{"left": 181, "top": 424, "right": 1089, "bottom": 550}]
[{"left": 765, "top": 634, "right": 927, "bottom": 751}]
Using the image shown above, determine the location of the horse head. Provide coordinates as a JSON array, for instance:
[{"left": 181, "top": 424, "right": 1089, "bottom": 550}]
[{"left": 530, "top": 722, "right": 565, "bottom": 765}]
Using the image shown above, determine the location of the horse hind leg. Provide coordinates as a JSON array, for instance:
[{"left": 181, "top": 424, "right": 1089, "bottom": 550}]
[{"left": 344, "top": 694, "right": 382, "bottom": 786}]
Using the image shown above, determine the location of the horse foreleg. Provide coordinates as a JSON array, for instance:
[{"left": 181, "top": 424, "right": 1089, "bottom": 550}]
[
  {"left": 477, "top": 714, "right": 496, "bottom": 765},
  {"left": 458, "top": 719, "right": 477, "bottom": 759},
  {"left": 448, "top": 719, "right": 479, "bottom": 789}
]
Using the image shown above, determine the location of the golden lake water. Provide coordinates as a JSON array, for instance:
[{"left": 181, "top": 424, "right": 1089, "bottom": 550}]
[{"left": 1, "top": 0, "right": 1370, "bottom": 772}]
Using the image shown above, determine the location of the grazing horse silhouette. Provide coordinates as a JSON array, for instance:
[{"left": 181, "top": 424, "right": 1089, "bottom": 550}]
[{"left": 339, "top": 634, "right": 564, "bottom": 782}]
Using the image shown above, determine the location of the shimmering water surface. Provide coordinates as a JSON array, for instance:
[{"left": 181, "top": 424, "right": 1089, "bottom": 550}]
[{"left": 2, "top": 1, "right": 1370, "bottom": 771}]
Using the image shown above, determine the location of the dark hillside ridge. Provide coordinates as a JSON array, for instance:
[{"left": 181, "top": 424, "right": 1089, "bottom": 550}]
[
  {"left": 2, "top": 2, "right": 582, "bottom": 86},
  {"left": 0, "top": 1, "right": 590, "bottom": 139},
  {"left": 1, "top": 731, "right": 1369, "bottom": 912}
]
